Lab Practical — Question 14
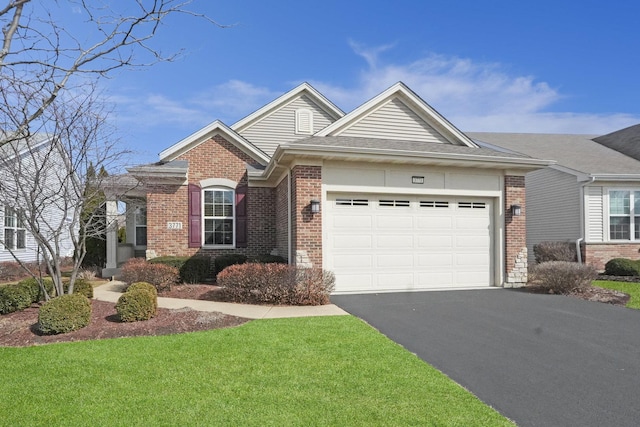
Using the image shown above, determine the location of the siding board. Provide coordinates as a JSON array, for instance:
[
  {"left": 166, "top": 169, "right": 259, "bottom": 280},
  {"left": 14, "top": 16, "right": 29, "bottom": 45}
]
[{"left": 585, "top": 186, "right": 604, "bottom": 242}]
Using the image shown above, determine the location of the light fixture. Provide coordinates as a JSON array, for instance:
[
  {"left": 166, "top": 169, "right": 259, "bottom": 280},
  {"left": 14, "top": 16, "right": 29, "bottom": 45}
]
[
  {"left": 310, "top": 199, "right": 320, "bottom": 214},
  {"left": 511, "top": 204, "right": 521, "bottom": 216}
]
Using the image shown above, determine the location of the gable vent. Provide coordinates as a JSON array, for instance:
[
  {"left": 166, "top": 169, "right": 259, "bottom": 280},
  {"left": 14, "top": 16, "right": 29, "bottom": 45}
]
[{"left": 295, "top": 109, "right": 313, "bottom": 134}]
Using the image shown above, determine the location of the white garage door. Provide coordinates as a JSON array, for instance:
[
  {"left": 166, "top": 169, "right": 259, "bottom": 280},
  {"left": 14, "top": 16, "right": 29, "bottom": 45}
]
[{"left": 325, "top": 193, "right": 493, "bottom": 293}]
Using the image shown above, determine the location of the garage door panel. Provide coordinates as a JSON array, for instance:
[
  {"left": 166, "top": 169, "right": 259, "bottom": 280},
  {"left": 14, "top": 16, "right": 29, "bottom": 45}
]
[
  {"left": 332, "top": 215, "right": 373, "bottom": 228},
  {"left": 332, "top": 235, "right": 372, "bottom": 249},
  {"left": 327, "top": 193, "right": 493, "bottom": 293},
  {"left": 376, "top": 254, "right": 413, "bottom": 268}
]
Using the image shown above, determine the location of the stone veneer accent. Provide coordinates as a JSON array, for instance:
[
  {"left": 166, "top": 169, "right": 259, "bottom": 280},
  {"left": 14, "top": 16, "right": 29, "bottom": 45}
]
[
  {"left": 146, "top": 134, "right": 276, "bottom": 259},
  {"left": 584, "top": 243, "right": 640, "bottom": 271},
  {"left": 505, "top": 175, "right": 527, "bottom": 287},
  {"left": 290, "top": 165, "right": 322, "bottom": 268}
]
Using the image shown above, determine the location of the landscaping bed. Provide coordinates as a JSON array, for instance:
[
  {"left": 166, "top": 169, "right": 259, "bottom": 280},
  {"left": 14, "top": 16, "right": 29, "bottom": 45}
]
[{"left": 0, "top": 299, "right": 248, "bottom": 347}]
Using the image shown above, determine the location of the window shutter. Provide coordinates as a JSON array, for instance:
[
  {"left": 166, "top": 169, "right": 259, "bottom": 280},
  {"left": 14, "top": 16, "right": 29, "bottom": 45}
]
[
  {"left": 188, "top": 183, "right": 202, "bottom": 248},
  {"left": 236, "top": 185, "right": 248, "bottom": 248}
]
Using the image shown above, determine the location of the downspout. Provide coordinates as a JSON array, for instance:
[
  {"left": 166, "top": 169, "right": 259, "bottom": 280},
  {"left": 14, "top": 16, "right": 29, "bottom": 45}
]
[
  {"left": 287, "top": 169, "right": 292, "bottom": 265},
  {"left": 576, "top": 176, "right": 596, "bottom": 263}
]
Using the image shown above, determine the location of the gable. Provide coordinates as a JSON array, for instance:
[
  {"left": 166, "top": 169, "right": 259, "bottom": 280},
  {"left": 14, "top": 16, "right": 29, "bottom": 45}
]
[
  {"left": 316, "top": 82, "right": 477, "bottom": 148},
  {"left": 236, "top": 94, "right": 339, "bottom": 156},
  {"left": 337, "top": 98, "right": 450, "bottom": 144}
]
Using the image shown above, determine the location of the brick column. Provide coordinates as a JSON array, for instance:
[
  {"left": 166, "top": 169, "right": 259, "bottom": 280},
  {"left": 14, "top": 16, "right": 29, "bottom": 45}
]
[
  {"left": 291, "top": 165, "right": 322, "bottom": 268},
  {"left": 505, "top": 175, "right": 527, "bottom": 287}
]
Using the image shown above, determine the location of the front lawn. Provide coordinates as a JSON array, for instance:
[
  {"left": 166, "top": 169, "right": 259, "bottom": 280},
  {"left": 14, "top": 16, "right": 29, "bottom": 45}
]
[
  {"left": 0, "top": 316, "right": 512, "bottom": 426},
  {"left": 594, "top": 280, "right": 640, "bottom": 309}
]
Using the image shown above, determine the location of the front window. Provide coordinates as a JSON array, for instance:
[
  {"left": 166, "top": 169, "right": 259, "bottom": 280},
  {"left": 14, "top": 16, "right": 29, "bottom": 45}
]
[
  {"left": 203, "top": 188, "right": 234, "bottom": 246},
  {"left": 135, "top": 207, "right": 147, "bottom": 246},
  {"left": 3, "top": 206, "right": 26, "bottom": 250},
  {"left": 609, "top": 190, "right": 640, "bottom": 240}
]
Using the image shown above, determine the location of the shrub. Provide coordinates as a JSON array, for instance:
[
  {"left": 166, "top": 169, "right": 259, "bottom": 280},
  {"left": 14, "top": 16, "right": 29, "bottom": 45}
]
[
  {"left": 63, "top": 279, "right": 94, "bottom": 299},
  {"left": 0, "top": 261, "right": 47, "bottom": 282},
  {"left": 214, "top": 254, "right": 247, "bottom": 276},
  {"left": 38, "top": 294, "right": 92, "bottom": 335},
  {"left": 0, "top": 284, "right": 33, "bottom": 314},
  {"left": 120, "top": 258, "right": 178, "bottom": 291},
  {"left": 77, "top": 269, "right": 98, "bottom": 281},
  {"left": 217, "top": 263, "right": 334, "bottom": 305},
  {"left": 529, "top": 261, "right": 596, "bottom": 294},
  {"left": 533, "top": 241, "right": 577, "bottom": 264},
  {"left": 126, "top": 281, "right": 158, "bottom": 297},
  {"left": 604, "top": 258, "right": 640, "bottom": 276},
  {"left": 251, "top": 254, "right": 287, "bottom": 264},
  {"left": 115, "top": 288, "right": 157, "bottom": 322},
  {"left": 17, "top": 277, "right": 54, "bottom": 302},
  {"left": 150, "top": 256, "right": 212, "bottom": 283}
]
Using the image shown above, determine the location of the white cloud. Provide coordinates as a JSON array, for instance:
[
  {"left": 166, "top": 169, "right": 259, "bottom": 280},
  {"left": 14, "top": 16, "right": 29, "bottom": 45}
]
[{"left": 312, "top": 43, "right": 640, "bottom": 135}]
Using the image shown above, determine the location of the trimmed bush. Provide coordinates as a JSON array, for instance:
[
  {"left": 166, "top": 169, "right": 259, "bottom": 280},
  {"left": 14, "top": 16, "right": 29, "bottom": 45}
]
[
  {"left": 17, "top": 278, "right": 54, "bottom": 302},
  {"left": 251, "top": 254, "right": 287, "bottom": 264},
  {"left": 38, "top": 294, "right": 92, "bottom": 335},
  {"left": 214, "top": 254, "right": 247, "bottom": 276},
  {"left": 120, "top": 258, "right": 178, "bottom": 291},
  {"left": 150, "top": 256, "right": 212, "bottom": 283},
  {"left": 604, "top": 258, "right": 640, "bottom": 276},
  {"left": 529, "top": 261, "right": 596, "bottom": 294},
  {"left": 63, "top": 279, "right": 94, "bottom": 299},
  {"left": 217, "top": 263, "right": 335, "bottom": 305},
  {"left": 115, "top": 288, "right": 157, "bottom": 322},
  {"left": 0, "top": 284, "right": 33, "bottom": 314},
  {"left": 126, "top": 281, "right": 158, "bottom": 297},
  {"left": 533, "top": 241, "right": 577, "bottom": 264}
]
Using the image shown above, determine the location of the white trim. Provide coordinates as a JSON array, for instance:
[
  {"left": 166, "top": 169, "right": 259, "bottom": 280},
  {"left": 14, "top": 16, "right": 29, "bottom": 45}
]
[
  {"left": 200, "top": 178, "right": 237, "bottom": 189},
  {"left": 605, "top": 188, "right": 640, "bottom": 242},
  {"left": 231, "top": 82, "right": 344, "bottom": 132},
  {"left": 315, "top": 82, "right": 478, "bottom": 148},
  {"left": 201, "top": 187, "right": 236, "bottom": 248},
  {"left": 159, "top": 120, "right": 270, "bottom": 165}
]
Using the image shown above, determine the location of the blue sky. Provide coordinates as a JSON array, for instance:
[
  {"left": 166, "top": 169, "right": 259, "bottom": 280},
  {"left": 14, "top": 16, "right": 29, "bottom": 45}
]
[{"left": 95, "top": 0, "right": 640, "bottom": 165}]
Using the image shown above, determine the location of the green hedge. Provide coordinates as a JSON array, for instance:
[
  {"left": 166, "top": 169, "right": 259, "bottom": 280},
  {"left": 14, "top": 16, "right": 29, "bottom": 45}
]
[
  {"left": 38, "top": 294, "right": 92, "bottom": 335},
  {"left": 604, "top": 258, "right": 640, "bottom": 276},
  {"left": 116, "top": 288, "right": 157, "bottom": 322},
  {"left": 17, "top": 278, "right": 54, "bottom": 302},
  {"left": 0, "top": 284, "right": 33, "bottom": 314},
  {"left": 214, "top": 254, "right": 247, "bottom": 277},
  {"left": 149, "top": 256, "right": 212, "bottom": 283}
]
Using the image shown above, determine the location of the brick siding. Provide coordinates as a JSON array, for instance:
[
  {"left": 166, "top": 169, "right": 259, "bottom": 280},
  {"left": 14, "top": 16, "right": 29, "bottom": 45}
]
[
  {"left": 584, "top": 243, "right": 640, "bottom": 271},
  {"left": 505, "top": 175, "right": 527, "bottom": 286},
  {"left": 291, "top": 165, "right": 322, "bottom": 267},
  {"left": 145, "top": 134, "right": 276, "bottom": 260}
]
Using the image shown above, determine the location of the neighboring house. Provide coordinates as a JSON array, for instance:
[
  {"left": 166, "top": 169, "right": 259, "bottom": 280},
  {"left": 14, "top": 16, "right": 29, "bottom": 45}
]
[
  {"left": 469, "top": 131, "right": 640, "bottom": 270},
  {"left": 0, "top": 134, "right": 75, "bottom": 263},
  {"left": 104, "top": 82, "right": 551, "bottom": 294}
]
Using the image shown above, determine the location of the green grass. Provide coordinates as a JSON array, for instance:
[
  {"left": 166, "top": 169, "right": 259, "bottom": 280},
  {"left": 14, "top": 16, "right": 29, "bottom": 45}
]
[
  {"left": 594, "top": 280, "right": 640, "bottom": 309},
  {"left": 0, "top": 316, "right": 512, "bottom": 426}
]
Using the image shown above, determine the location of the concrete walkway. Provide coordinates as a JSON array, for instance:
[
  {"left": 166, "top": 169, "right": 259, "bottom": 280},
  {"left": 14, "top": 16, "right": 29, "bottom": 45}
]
[{"left": 93, "top": 282, "right": 348, "bottom": 319}]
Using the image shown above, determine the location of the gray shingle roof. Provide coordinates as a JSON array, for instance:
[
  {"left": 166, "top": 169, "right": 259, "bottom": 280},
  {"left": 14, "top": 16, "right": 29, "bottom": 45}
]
[
  {"left": 592, "top": 124, "right": 640, "bottom": 162},
  {"left": 467, "top": 132, "right": 640, "bottom": 175},
  {"left": 289, "top": 136, "right": 534, "bottom": 160}
]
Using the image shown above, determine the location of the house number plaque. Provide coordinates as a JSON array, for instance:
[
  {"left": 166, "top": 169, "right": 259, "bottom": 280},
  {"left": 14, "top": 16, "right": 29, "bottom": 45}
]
[
  {"left": 412, "top": 176, "right": 425, "bottom": 184},
  {"left": 167, "top": 221, "right": 183, "bottom": 230}
]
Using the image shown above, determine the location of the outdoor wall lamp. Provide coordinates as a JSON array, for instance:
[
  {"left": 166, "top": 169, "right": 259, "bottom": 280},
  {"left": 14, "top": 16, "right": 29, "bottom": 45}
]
[
  {"left": 310, "top": 199, "right": 320, "bottom": 214},
  {"left": 511, "top": 204, "right": 522, "bottom": 216}
]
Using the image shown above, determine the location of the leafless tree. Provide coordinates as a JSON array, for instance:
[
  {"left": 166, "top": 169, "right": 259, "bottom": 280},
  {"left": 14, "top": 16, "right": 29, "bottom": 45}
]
[{"left": 0, "top": 1, "right": 221, "bottom": 295}]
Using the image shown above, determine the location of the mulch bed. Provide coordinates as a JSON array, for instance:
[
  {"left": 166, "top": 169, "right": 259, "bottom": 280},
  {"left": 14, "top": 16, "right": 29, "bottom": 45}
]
[{"left": 525, "top": 285, "right": 631, "bottom": 306}]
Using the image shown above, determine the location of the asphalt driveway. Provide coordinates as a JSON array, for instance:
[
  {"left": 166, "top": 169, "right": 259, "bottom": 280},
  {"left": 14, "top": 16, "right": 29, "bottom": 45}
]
[{"left": 332, "top": 289, "right": 640, "bottom": 427}]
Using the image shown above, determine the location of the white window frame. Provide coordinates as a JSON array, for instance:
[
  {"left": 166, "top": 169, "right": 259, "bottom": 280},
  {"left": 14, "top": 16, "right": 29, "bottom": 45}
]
[
  {"left": 3, "top": 206, "right": 26, "bottom": 251},
  {"left": 607, "top": 189, "right": 640, "bottom": 241},
  {"left": 134, "top": 207, "right": 147, "bottom": 247},
  {"left": 202, "top": 187, "right": 235, "bottom": 247}
]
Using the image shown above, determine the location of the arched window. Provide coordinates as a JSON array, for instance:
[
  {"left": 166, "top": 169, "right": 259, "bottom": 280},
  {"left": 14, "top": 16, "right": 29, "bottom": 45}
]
[{"left": 203, "top": 187, "right": 235, "bottom": 246}]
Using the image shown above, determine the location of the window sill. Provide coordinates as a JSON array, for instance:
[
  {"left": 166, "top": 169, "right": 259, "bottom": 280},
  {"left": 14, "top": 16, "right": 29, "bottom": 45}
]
[{"left": 202, "top": 245, "right": 236, "bottom": 249}]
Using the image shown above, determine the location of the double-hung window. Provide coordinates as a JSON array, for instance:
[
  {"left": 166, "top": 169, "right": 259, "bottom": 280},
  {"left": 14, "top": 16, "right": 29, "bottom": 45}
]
[
  {"left": 4, "top": 206, "right": 26, "bottom": 250},
  {"left": 203, "top": 188, "right": 234, "bottom": 246},
  {"left": 135, "top": 207, "right": 147, "bottom": 246},
  {"left": 609, "top": 190, "right": 640, "bottom": 240}
]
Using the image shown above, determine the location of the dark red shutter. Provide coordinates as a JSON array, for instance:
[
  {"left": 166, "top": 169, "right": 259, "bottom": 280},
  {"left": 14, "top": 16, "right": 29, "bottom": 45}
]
[
  {"left": 235, "top": 185, "right": 248, "bottom": 248},
  {"left": 188, "top": 183, "right": 202, "bottom": 248}
]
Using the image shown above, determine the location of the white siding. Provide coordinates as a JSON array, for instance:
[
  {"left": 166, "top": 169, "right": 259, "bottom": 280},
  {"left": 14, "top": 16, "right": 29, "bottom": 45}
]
[
  {"left": 238, "top": 95, "right": 336, "bottom": 156},
  {"left": 525, "top": 168, "right": 581, "bottom": 259},
  {"left": 585, "top": 186, "right": 604, "bottom": 242},
  {"left": 337, "top": 98, "right": 451, "bottom": 144}
]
